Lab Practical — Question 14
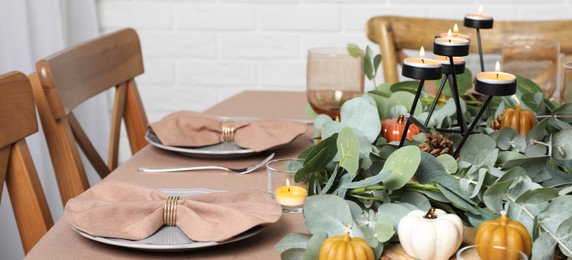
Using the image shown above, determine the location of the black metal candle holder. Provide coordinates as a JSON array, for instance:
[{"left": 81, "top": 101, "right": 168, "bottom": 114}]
[
  {"left": 399, "top": 62, "right": 442, "bottom": 147},
  {"left": 433, "top": 40, "right": 470, "bottom": 133},
  {"left": 464, "top": 15, "right": 494, "bottom": 72},
  {"left": 453, "top": 75, "right": 516, "bottom": 157},
  {"left": 424, "top": 58, "right": 466, "bottom": 128}
]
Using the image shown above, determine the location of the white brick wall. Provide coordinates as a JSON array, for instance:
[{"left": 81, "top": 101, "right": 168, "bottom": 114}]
[{"left": 96, "top": 0, "right": 572, "bottom": 159}]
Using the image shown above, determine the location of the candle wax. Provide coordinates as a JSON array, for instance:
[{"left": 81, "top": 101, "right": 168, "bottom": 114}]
[
  {"left": 464, "top": 13, "right": 493, "bottom": 20},
  {"left": 403, "top": 58, "right": 442, "bottom": 68},
  {"left": 275, "top": 185, "right": 308, "bottom": 206},
  {"left": 434, "top": 37, "right": 469, "bottom": 46},
  {"left": 476, "top": 72, "right": 516, "bottom": 84}
]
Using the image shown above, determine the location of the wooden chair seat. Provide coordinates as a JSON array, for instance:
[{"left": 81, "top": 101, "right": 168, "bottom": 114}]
[
  {"left": 366, "top": 16, "right": 572, "bottom": 83},
  {"left": 0, "top": 71, "right": 53, "bottom": 253},
  {"left": 30, "top": 28, "right": 148, "bottom": 205}
]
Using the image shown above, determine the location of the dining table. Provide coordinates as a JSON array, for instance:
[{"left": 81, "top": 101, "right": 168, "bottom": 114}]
[
  {"left": 25, "top": 90, "right": 413, "bottom": 260},
  {"left": 25, "top": 90, "right": 311, "bottom": 259}
]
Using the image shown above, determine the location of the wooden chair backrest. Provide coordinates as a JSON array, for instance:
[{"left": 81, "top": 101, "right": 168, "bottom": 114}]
[
  {"left": 366, "top": 16, "right": 572, "bottom": 83},
  {"left": 0, "top": 71, "right": 53, "bottom": 253},
  {"left": 30, "top": 28, "right": 148, "bottom": 205}
]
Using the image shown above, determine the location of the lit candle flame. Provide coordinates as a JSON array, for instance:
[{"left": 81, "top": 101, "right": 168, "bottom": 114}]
[
  {"left": 419, "top": 46, "right": 425, "bottom": 63},
  {"left": 495, "top": 61, "right": 501, "bottom": 79},
  {"left": 286, "top": 179, "right": 291, "bottom": 186},
  {"left": 478, "top": 5, "right": 484, "bottom": 16},
  {"left": 447, "top": 29, "right": 453, "bottom": 37},
  {"left": 454, "top": 24, "right": 459, "bottom": 34}
]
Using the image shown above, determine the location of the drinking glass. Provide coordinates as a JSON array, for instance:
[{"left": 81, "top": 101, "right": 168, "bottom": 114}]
[
  {"left": 306, "top": 47, "right": 364, "bottom": 118},
  {"left": 560, "top": 61, "right": 572, "bottom": 103},
  {"left": 456, "top": 245, "right": 528, "bottom": 260},
  {"left": 266, "top": 158, "right": 306, "bottom": 213},
  {"left": 502, "top": 39, "right": 560, "bottom": 99}
]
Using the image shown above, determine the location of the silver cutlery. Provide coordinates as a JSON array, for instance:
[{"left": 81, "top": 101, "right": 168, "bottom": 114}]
[{"left": 137, "top": 153, "right": 275, "bottom": 174}]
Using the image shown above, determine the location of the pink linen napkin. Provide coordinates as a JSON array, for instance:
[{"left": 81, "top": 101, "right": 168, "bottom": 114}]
[
  {"left": 148, "top": 110, "right": 307, "bottom": 152},
  {"left": 64, "top": 181, "right": 282, "bottom": 242}
]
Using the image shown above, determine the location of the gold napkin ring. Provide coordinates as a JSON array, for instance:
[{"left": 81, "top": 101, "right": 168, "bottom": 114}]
[
  {"left": 222, "top": 120, "right": 235, "bottom": 142},
  {"left": 163, "top": 195, "right": 179, "bottom": 226}
]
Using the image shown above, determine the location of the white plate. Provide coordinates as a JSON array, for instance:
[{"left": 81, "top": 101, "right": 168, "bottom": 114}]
[
  {"left": 145, "top": 130, "right": 258, "bottom": 159},
  {"left": 71, "top": 189, "right": 268, "bottom": 252}
]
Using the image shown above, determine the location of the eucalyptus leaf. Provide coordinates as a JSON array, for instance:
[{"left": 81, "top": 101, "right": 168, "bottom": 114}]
[
  {"left": 552, "top": 128, "right": 572, "bottom": 160},
  {"left": 347, "top": 43, "right": 362, "bottom": 57},
  {"left": 314, "top": 114, "right": 333, "bottom": 130},
  {"left": 436, "top": 182, "right": 481, "bottom": 215},
  {"left": 340, "top": 96, "right": 381, "bottom": 143},
  {"left": 303, "top": 232, "right": 328, "bottom": 260},
  {"left": 531, "top": 232, "right": 557, "bottom": 260},
  {"left": 506, "top": 187, "right": 558, "bottom": 234},
  {"left": 374, "top": 203, "right": 412, "bottom": 232},
  {"left": 387, "top": 91, "right": 422, "bottom": 116},
  {"left": 381, "top": 146, "right": 421, "bottom": 190},
  {"left": 390, "top": 81, "right": 419, "bottom": 94},
  {"left": 373, "top": 54, "right": 382, "bottom": 75},
  {"left": 337, "top": 127, "right": 360, "bottom": 175},
  {"left": 275, "top": 233, "right": 311, "bottom": 253},
  {"left": 459, "top": 134, "right": 499, "bottom": 167},
  {"left": 399, "top": 190, "right": 431, "bottom": 211},
  {"left": 374, "top": 217, "right": 395, "bottom": 243},
  {"left": 364, "top": 46, "right": 374, "bottom": 80},
  {"left": 437, "top": 154, "right": 458, "bottom": 174},
  {"left": 281, "top": 249, "right": 306, "bottom": 260},
  {"left": 537, "top": 195, "right": 572, "bottom": 248},
  {"left": 303, "top": 195, "right": 360, "bottom": 238},
  {"left": 483, "top": 179, "right": 515, "bottom": 213},
  {"left": 555, "top": 217, "right": 572, "bottom": 257},
  {"left": 503, "top": 156, "right": 550, "bottom": 178}
]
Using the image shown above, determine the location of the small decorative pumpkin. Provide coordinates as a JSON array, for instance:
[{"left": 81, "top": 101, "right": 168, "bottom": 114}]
[
  {"left": 319, "top": 227, "right": 375, "bottom": 260},
  {"left": 381, "top": 114, "right": 421, "bottom": 142},
  {"left": 398, "top": 208, "right": 463, "bottom": 260},
  {"left": 500, "top": 103, "right": 536, "bottom": 136},
  {"left": 474, "top": 211, "right": 532, "bottom": 259}
]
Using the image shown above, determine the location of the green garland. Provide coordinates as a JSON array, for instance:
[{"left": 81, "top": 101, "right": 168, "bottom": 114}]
[{"left": 276, "top": 57, "right": 572, "bottom": 259}]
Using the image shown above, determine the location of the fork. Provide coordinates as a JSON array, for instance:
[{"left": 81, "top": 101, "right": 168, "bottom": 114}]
[{"left": 137, "top": 153, "right": 275, "bottom": 174}]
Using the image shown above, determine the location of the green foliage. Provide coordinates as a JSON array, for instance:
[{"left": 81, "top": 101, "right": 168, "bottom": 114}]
[{"left": 278, "top": 47, "right": 572, "bottom": 258}]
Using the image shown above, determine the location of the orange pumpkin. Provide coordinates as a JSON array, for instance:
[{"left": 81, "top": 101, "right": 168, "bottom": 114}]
[
  {"left": 382, "top": 114, "right": 421, "bottom": 142},
  {"left": 500, "top": 103, "right": 536, "bottom": 136},
  {"left": 319, "top": 229, "right": 375, "bottom": 260},
  {"left": 474, "top": 211, "right": 532, "bottom": 259}
]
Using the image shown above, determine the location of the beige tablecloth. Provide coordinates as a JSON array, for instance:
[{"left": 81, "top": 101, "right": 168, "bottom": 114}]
[{"left": 25, "top": 90, "right": 313, "bottom": 259}]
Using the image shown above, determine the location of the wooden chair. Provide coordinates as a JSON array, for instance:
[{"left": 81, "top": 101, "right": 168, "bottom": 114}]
[
  {"left": 366, "top": 16, "right": 572, "bottom": 83},
  {"left": 0, "top": 71, "right": 54, "bottom": 253},
  {"left": 29, "top": 28, "right": 148, "bottom": 205}
]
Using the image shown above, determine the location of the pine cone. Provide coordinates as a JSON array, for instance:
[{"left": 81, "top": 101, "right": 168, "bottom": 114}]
[
  {"left": 490, "top": 115, "right": 502, "bottom": 131},
  {"left": 420, "top": 133, "right": 454, "bottom": 157}
]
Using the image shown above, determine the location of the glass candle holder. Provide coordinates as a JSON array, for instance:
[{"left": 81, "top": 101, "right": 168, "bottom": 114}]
[
  {"left": 560, "top": 61, "right": 572, "bottom": 103},
  {"left": 456, "top": 245, "right": 528, "bottom": 260},
  {"left": 266, "top": 158, "right": 306, "bottom": 214},
  {"left": 306, "top": 47, "right": 364, "bottom": 119},
  {"left": 502, "top": 39, "right": 560, "bottom": 99}
]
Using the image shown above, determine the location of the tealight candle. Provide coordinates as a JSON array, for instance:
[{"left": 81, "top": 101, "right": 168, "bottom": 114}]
[
  {"left": 434, "top": 36, "right": 470, "bottom": 57},
  {"left": 402, "top": 47, "right": 442, "bottom": 80},
  {"left": 435, "top": 56, "right": 465, "bottom": 74},
  {"left": 475, "top": 61, "right": 516, "bottom": 96},
  {"left": 439, "top": 25, "right": 470, "bottom": 41},
  {"left": 464, "top": 5, "right": 494, "bottom": 29},
  {"left": 275, "top": 179, "right": 308, "bottom": 207}
]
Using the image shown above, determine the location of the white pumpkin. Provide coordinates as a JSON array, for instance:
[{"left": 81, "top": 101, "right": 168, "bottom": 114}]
[{"left": 398, "top": 208, "right": 463, "bottom": 260}]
